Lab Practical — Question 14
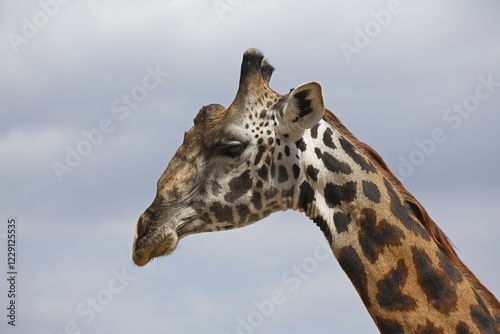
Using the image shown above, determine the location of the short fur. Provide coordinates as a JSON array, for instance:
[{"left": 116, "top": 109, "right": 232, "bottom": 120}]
[{"left": 323, "top": 109, "right": 500, "bottom": 316}]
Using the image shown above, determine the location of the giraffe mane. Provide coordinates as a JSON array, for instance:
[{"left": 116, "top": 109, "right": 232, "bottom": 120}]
[{"left": 322, "top": 108, "right": 500, "bottom": 314}]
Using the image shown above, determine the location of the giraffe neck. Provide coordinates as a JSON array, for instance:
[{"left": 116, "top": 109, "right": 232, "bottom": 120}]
[{"left": 286, "top": 117, "right": 500, "bottom": 333}]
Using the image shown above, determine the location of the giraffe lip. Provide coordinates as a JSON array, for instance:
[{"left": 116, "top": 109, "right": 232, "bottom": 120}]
[
  {"left": 132, "top": 215, "right": 195, "bottom": 267},
  {"left": 132, "top": 230, "right": 179, "bottom": 267}
]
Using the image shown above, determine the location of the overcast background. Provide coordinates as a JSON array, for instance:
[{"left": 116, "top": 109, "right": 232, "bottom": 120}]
[{"left": 1, "top": 1, "right": 499, "bottom": 333}]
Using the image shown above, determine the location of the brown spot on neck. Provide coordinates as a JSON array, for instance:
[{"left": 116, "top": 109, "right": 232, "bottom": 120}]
[{"left": 323, "top": 109, "right": 500, "bottom": 315}]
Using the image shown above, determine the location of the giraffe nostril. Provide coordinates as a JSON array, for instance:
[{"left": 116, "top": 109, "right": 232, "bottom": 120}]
[{"left": 136, "top": 214, "right": 148, "bottom": 241}]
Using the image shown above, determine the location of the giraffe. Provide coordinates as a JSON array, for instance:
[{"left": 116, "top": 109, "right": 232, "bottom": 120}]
[{"left": 132, "top": 48, "right": 500, "bottom": 333}]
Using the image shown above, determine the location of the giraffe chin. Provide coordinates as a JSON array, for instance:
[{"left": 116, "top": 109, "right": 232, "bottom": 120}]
[{"left": 132, "top": 231, "right": 179, "bottom": 267}]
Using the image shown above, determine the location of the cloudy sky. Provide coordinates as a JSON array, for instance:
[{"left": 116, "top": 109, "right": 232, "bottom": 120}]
[{"left": 1, "top": 0, "right": 499, "bottom": 333}]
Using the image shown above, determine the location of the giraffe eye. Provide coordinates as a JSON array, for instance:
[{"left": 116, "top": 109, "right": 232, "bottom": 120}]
[{"left": 217, "top": 142, "right": 246, "bottom": 158}]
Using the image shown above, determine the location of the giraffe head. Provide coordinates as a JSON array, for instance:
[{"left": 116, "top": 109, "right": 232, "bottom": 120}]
[{"left": 132, "top": 49, "right": 325, "bottom": 266}]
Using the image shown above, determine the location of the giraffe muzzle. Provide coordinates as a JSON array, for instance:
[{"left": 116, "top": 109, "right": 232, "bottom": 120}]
[{"left": 132, "top": 213, "right": 179, "bottom": 266}]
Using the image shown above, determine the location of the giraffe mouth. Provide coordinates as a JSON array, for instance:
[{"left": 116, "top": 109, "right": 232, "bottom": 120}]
[
  {"left": 132, "top": 231, "right": 179, "bottom": 267},
  {"left": 132, "top": 212, "right": 181, "bottom": 267},
  {"left": 132, "top": 212, "right": 199, "bottom": 266}
]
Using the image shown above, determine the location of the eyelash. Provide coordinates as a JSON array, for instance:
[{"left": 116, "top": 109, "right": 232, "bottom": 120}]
[{"left": 216, "top": 142, "right": 246, "bottom": 158}]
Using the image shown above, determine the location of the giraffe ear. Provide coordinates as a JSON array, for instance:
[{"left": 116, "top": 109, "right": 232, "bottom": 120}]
[{"left": 276, "top": 81, "right": 325, "bottom": 142}]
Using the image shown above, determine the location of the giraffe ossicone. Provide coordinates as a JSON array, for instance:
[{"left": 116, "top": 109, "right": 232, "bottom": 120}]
[{"left": 132, "top": 48, "right": 500, "bottom": 333}]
